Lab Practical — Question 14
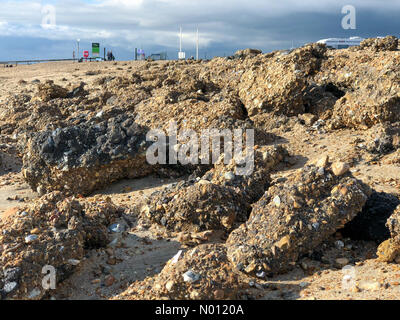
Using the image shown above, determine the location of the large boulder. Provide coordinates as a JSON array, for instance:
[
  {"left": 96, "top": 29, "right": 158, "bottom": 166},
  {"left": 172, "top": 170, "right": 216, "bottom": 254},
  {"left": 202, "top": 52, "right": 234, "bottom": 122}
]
[
  {"left": 22, "top": 115, "right": 153, "bottom": 196},
  {"left": 226, "top": 163, "right": 370, "bottom": 275},
  {"left": 0, "top": 192, "right": 122, "bottom": 300},
  {"left": 140, "top": 145, "right": 287, "bottom": 232},
  {"left": 238, "top": 43, "right": 327, "bottom": 117}
]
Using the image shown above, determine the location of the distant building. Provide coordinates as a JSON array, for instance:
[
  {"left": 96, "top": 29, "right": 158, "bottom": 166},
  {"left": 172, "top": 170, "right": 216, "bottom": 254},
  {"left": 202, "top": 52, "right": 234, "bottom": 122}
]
[
  {"left": 317, "top": 37, "right": 364, "bottom": 49},
  {"left": 149, "top": 52, "right": 168, "bottom": 60}
]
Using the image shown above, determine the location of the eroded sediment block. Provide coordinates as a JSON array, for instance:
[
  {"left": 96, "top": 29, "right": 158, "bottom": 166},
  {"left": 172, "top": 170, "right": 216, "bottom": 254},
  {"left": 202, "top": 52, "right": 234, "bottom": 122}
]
[
  {"left": 22, "top": 115, "right": 153, "bottom": 196},
  {"left": 140, "top": 145, "right": 287, "bottom": 232},
  {"left": 0, "top": 192, "right": 123, "bottom": 300},
  {"left": 226, "top": 163, "right": 371, "bottom": 275}
]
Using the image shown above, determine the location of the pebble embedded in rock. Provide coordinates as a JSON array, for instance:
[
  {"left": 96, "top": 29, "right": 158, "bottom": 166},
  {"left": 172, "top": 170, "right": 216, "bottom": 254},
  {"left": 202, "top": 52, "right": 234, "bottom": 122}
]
[
  {"left": 182, "top": 270, "right": 201, "bottom": 283},
  {"left": 273, "top": 196, "right": 281, "bottom": 207},
  {"left": 224, "top": 172, "right": 235, "bottom": 181},
  {"left": 3, "top": 281, "right": 18, "bottom": 294},
  {"left": 105, "top": 275, "right": 116, "bottom": 287},
  {"left": 331, "top": 162, "right": 350, "bottom": 176},
  {"left": 109, "top": 224, "right": 123, "bottom": 233},
  {"left": 25, "top": 235, "right": 38, "bottom": 244},
  {"left": 335, "top": 258, "right": 350, "bottom": 268},
  {"left": 214, "top": 289, "right": 225, "bottom": 299},
  {"left": 165, "top": 281, "right": 174, "bottom": 292},
  {"left": 316, "top": 155, "right": 329, "bottom": 168}
]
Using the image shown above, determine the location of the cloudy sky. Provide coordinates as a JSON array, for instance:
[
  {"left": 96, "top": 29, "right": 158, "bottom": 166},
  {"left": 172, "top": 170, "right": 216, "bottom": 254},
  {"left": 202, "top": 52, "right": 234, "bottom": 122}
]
[{"left": 0, "top": 0, "right": 399, "bottom": 61}]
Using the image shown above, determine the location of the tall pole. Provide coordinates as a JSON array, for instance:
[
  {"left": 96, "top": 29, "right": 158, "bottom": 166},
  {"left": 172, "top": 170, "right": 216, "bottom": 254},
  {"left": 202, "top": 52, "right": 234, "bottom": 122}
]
[
  {"left": 196, "top": 27, "right": 199, "bottom": 61},
  {"left": 77, "top": 39, "right": 80, "bottom": 60}
]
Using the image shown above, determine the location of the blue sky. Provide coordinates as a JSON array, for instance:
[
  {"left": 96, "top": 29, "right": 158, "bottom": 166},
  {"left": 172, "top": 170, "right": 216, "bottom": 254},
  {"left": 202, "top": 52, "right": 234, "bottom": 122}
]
[{"left": 0, "top": 0, "right": 399, "bottom": 61}]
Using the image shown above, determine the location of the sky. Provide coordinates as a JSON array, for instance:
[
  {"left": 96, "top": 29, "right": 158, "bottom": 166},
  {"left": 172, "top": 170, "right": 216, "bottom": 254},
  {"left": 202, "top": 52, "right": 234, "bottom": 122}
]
[{"left": 0, "top": 0, "right": 399, "bottom": 61}]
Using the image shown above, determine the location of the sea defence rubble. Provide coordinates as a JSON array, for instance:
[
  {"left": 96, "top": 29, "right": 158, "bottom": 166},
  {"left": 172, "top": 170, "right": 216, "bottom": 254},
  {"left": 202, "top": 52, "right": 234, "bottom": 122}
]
[
  {"left": 0, "top": 192, "right": 123, "bottom": 300},
  {"left": 226, "top": 162, "right": 371, "bottom": 275},
  {"left": 22, "top": 115, "right": 153, "bottom": 196},
  {"left": 139, "top": 145, "right": 287, "bottom": 232}
]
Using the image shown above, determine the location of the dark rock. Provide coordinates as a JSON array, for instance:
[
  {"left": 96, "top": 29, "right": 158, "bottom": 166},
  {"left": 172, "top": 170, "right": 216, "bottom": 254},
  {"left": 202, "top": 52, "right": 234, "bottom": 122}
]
[
  {"left": 22, "top": 114, "right": 153, "bottom": 195},
  {"left": 341, "top": 191, "right": 400, "bottom": 243}
]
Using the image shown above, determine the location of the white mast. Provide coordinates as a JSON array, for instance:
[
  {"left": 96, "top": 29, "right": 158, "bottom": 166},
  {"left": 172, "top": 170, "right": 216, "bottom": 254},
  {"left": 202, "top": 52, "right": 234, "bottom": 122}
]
[
  {"left": 196, "top": 27, "right": 199, "bottom": 60},
  {"left": 178, "top": 26, "right": 185, "bottom": 60}
]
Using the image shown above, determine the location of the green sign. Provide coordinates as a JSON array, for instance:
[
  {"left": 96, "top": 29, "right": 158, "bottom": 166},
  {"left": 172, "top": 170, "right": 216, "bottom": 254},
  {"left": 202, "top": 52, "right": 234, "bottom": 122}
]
[{"left": 92, "top": 43, "right": 100, "bottom": 57}]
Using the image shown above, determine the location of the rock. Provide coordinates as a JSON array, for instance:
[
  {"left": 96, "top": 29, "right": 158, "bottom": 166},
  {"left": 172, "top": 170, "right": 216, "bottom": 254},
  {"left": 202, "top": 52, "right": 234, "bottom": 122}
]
[
  {"left": 234, "top": 48, "right": 262, "bottom": 59},
  {"left": 335, "top": 258, "right": 350, "bottom": 268},
  {"left": 113, "top": 244, "right": 244, "bottom": 300},
  {"left": 331, "top": 162, "right": 350, "bottom": 176},
  {"left": 30, "top": 228, "right": 40, "bottom": 235},
  {"left": 366, "top": 123, "right": 400, "bottom": 155},
  {"left": 239, "top": 43, "right": 327, "bottom": 117},
  {"left": 224, "top": 172, "right": 235, "bottom": 181},
  {"left": 273, "top": 196, "right": 281, "bottom": 207},
  {"left": 359, "top": 36, "right": 398, "bottom": 52},
  {"left": 316, "top": 155, "right": 330, "bottom": 168},
  {"left": 299, "top": 113, "right": 317, "bottom": 126},
  {"left": 105, "top": 275, "right": 116, "bottom": 287},
  {"left": 68, "top": 259, "right": 81, "bottom": 266},
  {"left": 226, "top": 164, "right": 370, "bottom": 275},
  {"left": 22, "top": 114, "right": 154, "bottom": 196},
  {"left": 0, "top": 192, "right": 122, "bottom": 299},
  {"left": 165, "top": 281, "right": 175, "bottom": 292},
  {"left": 214, "top": 289, "right": 225, "bottom": 299},
  {"left": 33, "top": 80, "right": 68, "bottom": 102},
  {"left": 335, "top": 240, "right": 345, "bottom": 250},
  {"left": 109, "top": 224, "right": 123, "bottom": 233},
  {"left": 139, "top": 145, "right": 287, "bottom": 232},
  {"left": 182, "top": 270, "right": 201, "bottom": 283},
  {"left": 24, "top": 235, "right": 38, "bottom": 244}
]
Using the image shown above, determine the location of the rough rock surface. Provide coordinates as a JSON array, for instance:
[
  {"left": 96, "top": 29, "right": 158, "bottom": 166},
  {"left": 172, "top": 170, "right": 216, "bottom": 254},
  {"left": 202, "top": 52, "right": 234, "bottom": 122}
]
[
  {"left": 238, "top": 43, "right": 327, "bottom": 117},
  {"left": 366, "top": 123, "right": 400, "bottom": 155},
  {"left": 139, "top": 145, "right": 287, "bottom": 232},
  {"left": 114, "top": 244, "right": 244, "bottom": 300},
  {"left": 234, "top": 48, "right": 262, "bottom": 59},
  {"left": 314, "top": 45, "right": 400, "bottom": 129},
  {"left": 0, "top": 192, "right": 123, "bottom": 300},
  {"left": 226, "top": 163, "right": 371, "bottom": 275},
  {"left": 22, "top": 115, "right": 153, "bottom": 196},
  {"left": 359, "top": 36, "right": 399, "bottom": 52},
  {"left": 33, "top": 80, "right": 69, "bottom": 102}
]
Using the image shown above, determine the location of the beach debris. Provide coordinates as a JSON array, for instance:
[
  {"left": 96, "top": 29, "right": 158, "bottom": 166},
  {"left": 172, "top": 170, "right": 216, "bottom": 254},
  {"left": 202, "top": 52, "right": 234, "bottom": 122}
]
[{"left": 226, "top": 164, "right": 370, "bottom": 275}]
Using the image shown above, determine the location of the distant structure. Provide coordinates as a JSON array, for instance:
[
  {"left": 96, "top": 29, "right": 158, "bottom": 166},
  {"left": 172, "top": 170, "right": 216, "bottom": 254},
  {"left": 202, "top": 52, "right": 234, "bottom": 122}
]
[
  {"left": 178, "top": 26, "right": 186, "bottom": 60},
  {"left": 317, "top": 37, "right": 364, "bottom": 49},
  {"left": 149, "top": 52, "right": 168, "bottom": 60},
  {"left": 137, "top": 49, "right": 146, "bottom": 60}
]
